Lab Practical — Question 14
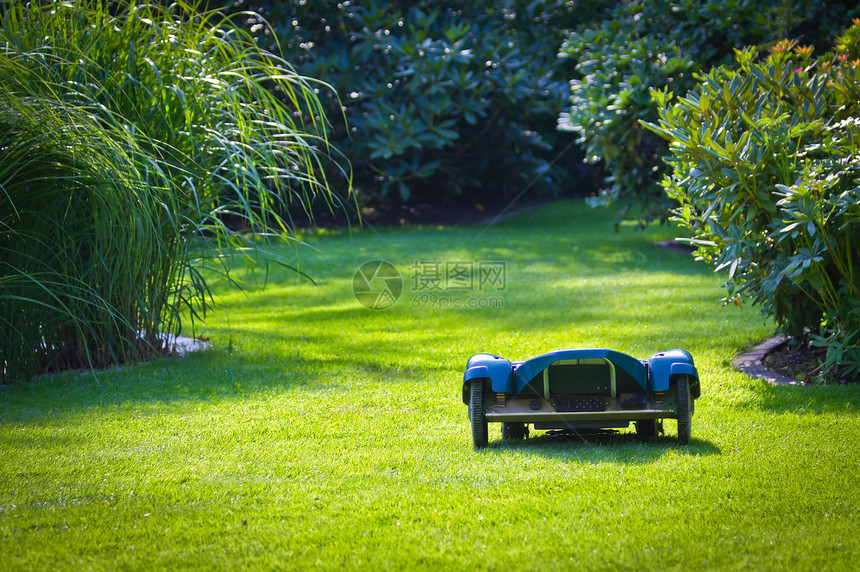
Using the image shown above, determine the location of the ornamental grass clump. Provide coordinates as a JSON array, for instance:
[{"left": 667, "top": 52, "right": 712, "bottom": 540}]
[
  {"left": 0, "top": 1, "right": 341, "bottom": 382},
  {"left": 646, "top": 22, "right": 860, "bottom": 383}
]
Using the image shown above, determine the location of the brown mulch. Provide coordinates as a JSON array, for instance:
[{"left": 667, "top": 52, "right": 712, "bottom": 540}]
[
  {"left": 761, "top": 340, "right": 829, "bottom": 384},
  {"left": 730, "top": 334, "right": 859, "bottom": 385}
]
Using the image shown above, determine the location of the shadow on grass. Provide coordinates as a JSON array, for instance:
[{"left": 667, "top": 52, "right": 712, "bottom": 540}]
[
  {"left": 0, "top": 349, "right": 360, "bottom": 424},
  {"left": 486, "top": 430, "right": 721, "bottom": 464},
  {"left": 0, "top": 201, "right": 763, "bottom": 431}
]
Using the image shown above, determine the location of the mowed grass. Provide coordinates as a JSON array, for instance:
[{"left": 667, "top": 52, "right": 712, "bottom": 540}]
[{"left": 1, "top": 200, "right": 858, "bottom": 570}]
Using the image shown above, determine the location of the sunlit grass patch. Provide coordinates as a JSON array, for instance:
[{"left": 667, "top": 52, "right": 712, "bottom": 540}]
[{"left": 1, "top": 200, "right": 858, "bottom": 570}]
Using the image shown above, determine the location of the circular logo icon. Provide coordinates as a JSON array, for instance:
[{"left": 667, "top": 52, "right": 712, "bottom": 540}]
[{"left": 352, "top": 259, "right": 402, "bottom": 310}]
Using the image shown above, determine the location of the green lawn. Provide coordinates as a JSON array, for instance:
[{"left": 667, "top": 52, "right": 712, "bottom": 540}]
[{"left": 1, "top": 200, "right": 858, "bottom": 570}]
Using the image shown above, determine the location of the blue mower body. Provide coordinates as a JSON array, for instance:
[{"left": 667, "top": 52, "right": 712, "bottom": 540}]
[{"left": 462, "top": 348, "right": 700, "bottom": 448}]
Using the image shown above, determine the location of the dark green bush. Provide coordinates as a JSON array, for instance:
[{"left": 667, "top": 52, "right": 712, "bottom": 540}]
[
  {"left": 236, "top": 1, "right": 594, "bottom": 208},
  {"left": 558, "top": 21, "right": 695, "bottom": 225},
  {"left": 646, "top": 29, "right": 860, "bottom": 382},
  {"left": 558, "top": 0, "right": 860, "bottom": 226}
]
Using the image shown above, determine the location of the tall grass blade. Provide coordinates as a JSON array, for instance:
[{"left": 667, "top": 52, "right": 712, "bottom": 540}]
[{"left": 0, "top": 1, "right": 345, "bottom": 382}]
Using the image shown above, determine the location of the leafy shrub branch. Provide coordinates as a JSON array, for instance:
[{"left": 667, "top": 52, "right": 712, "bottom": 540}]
[
  {"left": 559, "top": 0, "right": 860, "bottom": 227},
  {"left": 646, "top": 28, "right": 860, "bottom": 382}
]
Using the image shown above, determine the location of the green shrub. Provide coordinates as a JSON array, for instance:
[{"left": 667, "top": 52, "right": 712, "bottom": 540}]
[
  {"left": 558, "top": 20, "right": 696, "bottom": 226},
  {"left": 236, "top": 0, "right": 592, "bottom": 207},
  {"left": 558, "top": 0, "right": 860, "bottom": 227},
  {"left": 646, "top": 29, "right": 860, "bottom": 382},
  {"left": 0, "top": 1, "right": 338, "bottom": 382}
]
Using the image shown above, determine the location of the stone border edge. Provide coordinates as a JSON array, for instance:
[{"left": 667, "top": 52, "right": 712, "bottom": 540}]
[{"left": 731, "top": 335, "right": 799, "bottom": 385}]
